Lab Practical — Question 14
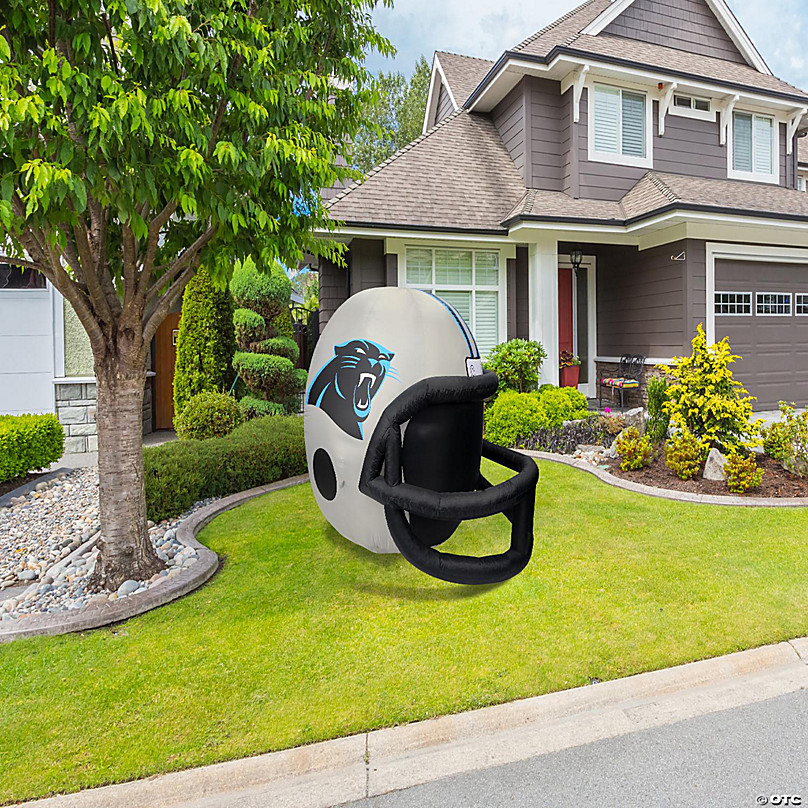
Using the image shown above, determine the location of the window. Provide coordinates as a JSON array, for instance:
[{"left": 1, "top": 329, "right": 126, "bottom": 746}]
[
  {"left": 590, "top": 84, "right": 650, "bottom": 168},
  {"left": 799, "top": 175, "right": 807, "bottom": 192},
  {"left": 673, "top": 94, "right": 711, "bottom": 113},
  {"left": 404, "top": 248, "right": 501, "bottom": 355},
  {"left": 756, "top": 293, "right": 792, "bottom": 316},
  {"left": 796, "top": 294, "right": 808, "bottom": 315},
  {"left": 0, "top": 263, "right": 45, "bottom": 290},
  {"left": 731, "top": 112, "right": 777, "bottom": 182},
  {"left": 715, "top": 292, "right": 752, "bottom": 315}
]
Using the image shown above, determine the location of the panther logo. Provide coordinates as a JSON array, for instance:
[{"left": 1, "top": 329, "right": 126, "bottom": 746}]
[{"left": 307, "top": 340, "right": 396, "bottom": 439}]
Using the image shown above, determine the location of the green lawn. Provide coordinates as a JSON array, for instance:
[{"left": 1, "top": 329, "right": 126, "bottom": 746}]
[{"left": 3, "top": 460, "right": 808, "bottom": 803}]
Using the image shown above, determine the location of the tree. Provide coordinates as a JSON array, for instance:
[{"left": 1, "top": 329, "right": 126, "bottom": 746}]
[
  {"left": 0, "top": 0, "right": 391, "bottom": 589},
  {"left": 173, "top": 265, "right": 236, "bottom": 419},
  {"left": 232, "top": 257, "right": 305, "bottom": 418},
  {"left": 351, "top": 55, "right": 431, "bottom": 173},
  {"left": 291, "top": 267, "right": 319, "bottom": 310}
]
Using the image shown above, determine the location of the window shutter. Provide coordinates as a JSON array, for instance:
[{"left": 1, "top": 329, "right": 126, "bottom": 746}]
[
  {"left": 754, "top": 116, "right": 774, "bottom": 174},
  {"left": 593, "top": 85, "right": 620, "bottom": 154},
  {"left": 474, "top": 292, "right": 499, "bottom": 356},
  {"left": 621, "top": 92, "right": 646, "bottom": 157},
  {"left": 436, "top": 290, "right": 472, "bottom": 327},
  {"left": 733, "top": 113, "right": 753, "bottom": 172}
]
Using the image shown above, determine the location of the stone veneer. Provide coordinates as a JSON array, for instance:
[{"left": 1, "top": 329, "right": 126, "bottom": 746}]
[{"left": 55, "top": 379, "right": 153, "bottom": 454}]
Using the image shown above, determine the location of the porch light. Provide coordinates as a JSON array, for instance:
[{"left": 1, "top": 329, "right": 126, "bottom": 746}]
[{"left": 570, "top": 248, "right": 584, "bottom": 270}]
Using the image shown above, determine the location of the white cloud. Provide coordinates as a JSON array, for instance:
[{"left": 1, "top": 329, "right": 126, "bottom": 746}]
[{"left": 366, "top": 0, "right": 808, "bottom": 91}]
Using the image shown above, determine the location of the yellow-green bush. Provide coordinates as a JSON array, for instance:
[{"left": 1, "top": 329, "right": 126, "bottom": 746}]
[
  {"left": 665, "top": 429, "right": 709, "bottom": 481},
  {"left": 615, "top": 427, "right": 655, "bottom": 472},
  {"left": 725, "top": 451, "right": 764, "bottom": 494}
]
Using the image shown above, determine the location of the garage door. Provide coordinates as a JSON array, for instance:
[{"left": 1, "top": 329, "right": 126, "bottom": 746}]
[{"left": 714, "top": 259, "right": 808, "bottom": 411}]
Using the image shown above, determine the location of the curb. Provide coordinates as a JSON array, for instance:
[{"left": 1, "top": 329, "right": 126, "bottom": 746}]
[
  {"left": 0, "top": 467, "right": 71, "bottom": 510},
  {"left": 526, "top": 451, "right": 808, "bottom": 508},
  {"left": 0, "top": 475, "right": 310, "bottom": 644},
  {"left": 19, "top": 639, "right": 808, "bottom": 808}
]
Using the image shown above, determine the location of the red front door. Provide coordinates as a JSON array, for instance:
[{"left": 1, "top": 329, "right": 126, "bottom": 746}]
[{"left": 558, "top": 267, "right": 574, "bottom": 355}]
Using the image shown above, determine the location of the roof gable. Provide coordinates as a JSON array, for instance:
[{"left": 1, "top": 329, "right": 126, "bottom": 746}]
[
  {"left": 423, "top": 52, "right": 495, "bottom": 132},
  {"left": 580, "top": 0, "right": 770, "bottom": 74}
]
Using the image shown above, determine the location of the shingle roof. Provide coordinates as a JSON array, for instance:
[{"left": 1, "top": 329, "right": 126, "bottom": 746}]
[
  {"left": 327, "top": 111, "right": 526, "bottom": 233},
  {"left": 507, "top": 172, "right": 808, "bottom": 225},
  {"left": 435, "top": 52, "right": 495, "bottom": 107},
  {"left": 506, "top": 0, "right": 808, "bottom": 104}
]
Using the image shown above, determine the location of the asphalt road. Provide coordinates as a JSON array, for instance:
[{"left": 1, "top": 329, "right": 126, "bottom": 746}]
[{"left": 346, "top": 689, "right": 808, "bottom": 808}]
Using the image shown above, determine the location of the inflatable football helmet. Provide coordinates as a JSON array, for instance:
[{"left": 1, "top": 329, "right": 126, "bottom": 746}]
[{"left": 304, "top": 287, "right": 538, "bottom": 585}]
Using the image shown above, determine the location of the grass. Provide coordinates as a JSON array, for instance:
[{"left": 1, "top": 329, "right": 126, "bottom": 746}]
[{"left": 3, "top": 459, "right": 808, "bottom": 803}]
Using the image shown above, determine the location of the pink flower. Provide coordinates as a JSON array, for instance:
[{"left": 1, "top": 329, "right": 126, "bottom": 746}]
[{"left": 605, "top": 407, "right": 612, "bottom": 415}]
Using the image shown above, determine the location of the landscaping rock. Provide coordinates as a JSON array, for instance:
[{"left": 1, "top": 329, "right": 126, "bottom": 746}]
[
  {"left": 703, "top": 449, "right": 728, "bottom": 481},
  {"left": 116, "top": 580, "right": 140, "bottom": 597},
  {"left": 624, "top": 407, "right": 647, "bottom": 435}
]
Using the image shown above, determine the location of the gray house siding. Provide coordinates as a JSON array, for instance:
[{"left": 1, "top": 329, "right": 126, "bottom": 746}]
[
  {"left": 493, "top": 83, "right": 526, "bottom": 181},
  {"left": 507, "top": 247, "right": 530, "bottom": 340},
  {"left": 602, "top": 0, "right": 747, "bottom": 64},
  {"left": 436, "top": 82, "right": 454, "bottom": 125},
  {"left": 654, "top": 113, "right": 727, "bottom": 179},
  {"left": 319, "top": 258, "right": 348, "bottom": 334},
  {"left": 596, "top": 241, "right": 689, "bottom": 357},
  {"left": 528, "top": 78, "right": 565, "bottom": 192}
]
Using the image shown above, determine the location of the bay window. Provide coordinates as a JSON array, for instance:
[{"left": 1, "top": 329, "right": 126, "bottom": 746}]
[{"left": 404, "top": 248, "right": 502, "bottom": 356}]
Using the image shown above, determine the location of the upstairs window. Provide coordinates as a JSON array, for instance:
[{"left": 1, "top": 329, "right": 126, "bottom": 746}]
[
  {"left": 731, "top": 112, "right": 777, "bottom": 183},
  {"left": 673, "top": 94, "right": 711, "bottom": 113},
  {"left": 590, "top": 84, "right": 651, "bottom": 168}
]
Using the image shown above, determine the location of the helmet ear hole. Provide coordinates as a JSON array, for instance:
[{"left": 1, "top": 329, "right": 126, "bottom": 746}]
[{"left": 313, "top": 448, "right": 338, "bottom": 501}]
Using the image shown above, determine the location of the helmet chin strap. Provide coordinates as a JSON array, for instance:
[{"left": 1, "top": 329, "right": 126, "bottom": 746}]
[{"left": 359, "top": 372, "right": 539, "bottom": 586}]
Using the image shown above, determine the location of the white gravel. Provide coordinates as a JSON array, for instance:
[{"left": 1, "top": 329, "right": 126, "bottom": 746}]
[{"left": 0, "top": 469, "right": 216, "bottom": 622}]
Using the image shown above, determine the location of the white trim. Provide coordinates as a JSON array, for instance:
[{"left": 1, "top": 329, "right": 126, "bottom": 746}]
[
  {"left": 755, "top": 291, "right": 793, "bottom": 316},
  {"left": 658, "top": 82, "right": 678, "bottom": 136},
  {"left": 529, "top": 238, "right": 560, "bottom": 386},
  {"left": 705, "top": 242, "right": 808, "bottom": 343},
  {"left": 51, "top": 284, "right": 65, "bottom": 380},
  {"left": 559, "top": 255, "right": 598, "bottom": 398},
  {"left": 53, "top": 376, "right": 96, "bottom": 385},
  {"left": 718, "top": 93, "right": 739, "bottom": 146},
  {"left": 787, "top": 108, "right": 807, "bottom": 155},
  {"left": 714, "top": 291, "right": 753, "bottom": 316},
  {"left": 422, "top": 54, "right": 458, "bottom": 135},
  {"left": 727, "top": 110, "right": 780, "bottom": 185},
  {"left": 796, "top": 293, "right": 808, "bottom": 315},
  {"left": 580, "top": 0, "right": 772, "bottom": 76},
  {"left": 669, "top": 93, "right": 716, "bottom": 124},
  {"left": 587, "top": 80, "right": 654, "bottom": 170},
  {"left": 561, "top": 64, "right": 589, "bottom": 124}
]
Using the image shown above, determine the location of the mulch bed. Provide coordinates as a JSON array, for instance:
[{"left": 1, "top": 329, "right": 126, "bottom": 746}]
[
  {"left": 606, "top": 453, "right": 808, "bottom": 498},
  {"left": 0, "top": 473, "right": 41, "bottom": 500}
]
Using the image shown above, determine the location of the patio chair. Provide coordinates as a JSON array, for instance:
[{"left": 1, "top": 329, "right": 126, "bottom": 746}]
[{"left": 599, "top": 354, "right": 646, "bottom": 410}]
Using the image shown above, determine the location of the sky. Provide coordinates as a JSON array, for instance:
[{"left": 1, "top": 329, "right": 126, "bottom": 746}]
[{"left": 365, "top": 0, "right": 808, "bottom": 90}]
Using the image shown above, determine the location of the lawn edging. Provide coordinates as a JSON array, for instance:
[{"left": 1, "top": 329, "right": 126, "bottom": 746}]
[
  {"left": 0, "top": 467, "right": 71, "bottom": 510},
  {"left": 524, "top": 451, "right": 808, "bottom": 508},
  {"left": 0, "top": 474, "right": 310, "bottom": 644}
]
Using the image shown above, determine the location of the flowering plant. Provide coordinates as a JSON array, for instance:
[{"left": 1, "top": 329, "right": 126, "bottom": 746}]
[{"left": 559, "top": 350, "right": 581, "bottom": 370}]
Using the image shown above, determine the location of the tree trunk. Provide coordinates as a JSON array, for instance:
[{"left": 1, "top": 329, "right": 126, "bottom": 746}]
[{"left": 89, "top": 355, "right": 165, "bottom": 591}]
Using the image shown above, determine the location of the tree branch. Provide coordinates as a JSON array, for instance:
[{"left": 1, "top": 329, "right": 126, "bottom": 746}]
[{"left": 0, "top": 255, "right": 47, "bottom": 273}]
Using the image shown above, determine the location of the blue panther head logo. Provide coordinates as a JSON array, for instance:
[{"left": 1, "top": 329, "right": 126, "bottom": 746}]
[{"left": 307, "top": 340, "right": 396, "bottom": 439}]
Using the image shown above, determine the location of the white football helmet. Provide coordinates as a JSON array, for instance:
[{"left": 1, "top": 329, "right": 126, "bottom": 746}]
[{"left": 304, "top": 287, "right": 538, "bottom": 585}]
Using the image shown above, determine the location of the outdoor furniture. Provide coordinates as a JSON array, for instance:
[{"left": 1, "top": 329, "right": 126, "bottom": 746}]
[{"left": 599, "top": 354, "right": 646, "bottom": 410}]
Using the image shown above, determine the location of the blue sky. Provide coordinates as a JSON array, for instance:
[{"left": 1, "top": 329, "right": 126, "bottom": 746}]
[{"left": 366, "top": 0, "right": 808, "bottom": 90}]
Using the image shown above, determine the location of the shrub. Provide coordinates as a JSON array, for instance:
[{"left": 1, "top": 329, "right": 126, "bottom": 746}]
[
  {"left": 615, "top": 427, "right": 655, "bottom": 472},
  {"left": 229, "top": 257, "right": 291, "bottom": 321},
  {"left": 661, "top": 325, "right": 760, "bottom": 451},
  {"left": 144, "top": 416, "right": 306, "bottom": 521},
  {"left": 239, "top": 396, "right": 286, "bottom": 420},
  {"left": 646, "top": 376, "right": 671, "bottom": 444},
  {"left": 233, "top": 352, "right": 307, "bottom": 402},
  {"left": 254, "top": 336, "right": 300, "bottom": 364},
  {"left": 485, "top": 339, "right": 547, "bottom": 393},
  {"left": 0, "top": 414, "right": 64, "bottom": 482},
  {"left": 173, "top": 265, "right": 237, "bottom": 418},
  {"left": 233, "top": 308, "right": 266, "bottom": 349},
  {"left": 725, "top": 451, "right": 764, "bottom": 494},
  {"left": 762, "top": 403, "right": 808, "bottom": 477},
  {"left": 665, "top": 429, "right": 708, "bottom": 481},
  {"left": 538, "top": 386, "right": 589, "bottom": 426},
  {"left": 517, "top": 415, "right": 612, "bottom": 454},
  {"left": 761, "top": 419, "right": 791, "bottom": 463},
  {"left": 174, "top": 391, "right": 244, "bottom": 441},
  {"left": 484, "top": 391, "right": 546, "bottom": 447}
]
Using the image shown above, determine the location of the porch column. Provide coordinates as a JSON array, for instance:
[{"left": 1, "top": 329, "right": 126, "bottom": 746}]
[{"left": 528, "top": 236, "right": 559, "bottom": 386}]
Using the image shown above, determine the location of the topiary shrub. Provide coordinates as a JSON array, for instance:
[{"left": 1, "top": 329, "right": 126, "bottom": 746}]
[
  {"left": 0, "top": 414, "right": 64, "bottom": 482},
  {"left": 485, "top": 339, "right": 548, "bottom": 393},
  {"left": 615, "top": 427, "right": 655, "bottom": 472},
  {"left": 238, "top": 396, "right": 285, "bottom": 420},
  {"left": 661, "top": 325, "right": 760, "bottom": 451},
  {"left": 144, "top": 416, "right": 307, "bottom": 521},
  {"left": 173, "top": 265, "right": 237, "bottom": 418},
  {"left": 646, "top": 376, "right": 671, "bottom": 444},
  {"left": 174, "top": 391, "right": 244, "bottom": 441},
  {"left": 725, "top": 451, "right": 764, "bottom": 494},
  {"left": 231, "top": 257, "right": 304, "bottom": 416},
  {"left": 665, "top": 429, "right": 708, "bottom": 481}
]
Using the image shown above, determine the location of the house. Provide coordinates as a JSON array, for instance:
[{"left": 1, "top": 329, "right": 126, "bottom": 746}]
[{"left": 322, "top": 0, "right": 808, "bottom": 410}]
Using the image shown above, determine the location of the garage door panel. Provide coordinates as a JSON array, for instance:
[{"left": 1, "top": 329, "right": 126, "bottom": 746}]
[{"left": 715, "top": 257, "right": 808, "bottom": 410}]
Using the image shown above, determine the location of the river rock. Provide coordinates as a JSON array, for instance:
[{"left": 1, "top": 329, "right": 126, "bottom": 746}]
[{"left": 703, "top": 449, "right": 728, "bottom": 481}]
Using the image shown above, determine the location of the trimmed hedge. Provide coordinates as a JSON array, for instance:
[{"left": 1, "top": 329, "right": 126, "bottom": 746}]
[
  {"left": 233, "top": 308, "right": 266, "bottom": 349},
  {"left": 233, "top": 351, "right": 307, "bottom": 402},
  {"left": 144, "top": 415, "right": 306, "bottom": 521},
  {"left": 0, "top": 414, "right": 64, "bottom": 483},
  {"left": 230, "top": 258, "right": 291, "bottom": 322},
  {"left": 255, "top": 336, "right": 299, "bottom": 364},
  {"left": 238, "top": 396, "right": 285, "bottom": 420},
  {"left": 174, "top": 391, "right": 244, "bottom": 441}
]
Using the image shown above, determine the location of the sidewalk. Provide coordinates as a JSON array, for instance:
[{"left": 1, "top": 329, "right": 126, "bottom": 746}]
[{"left": 21, "top": 637, "right": 808, "bottom": 808}]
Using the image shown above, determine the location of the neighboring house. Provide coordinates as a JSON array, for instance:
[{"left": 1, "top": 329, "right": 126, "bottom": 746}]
[{"left": 322, "top": 0, "right": 808, "bottom": 410}]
